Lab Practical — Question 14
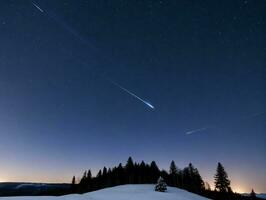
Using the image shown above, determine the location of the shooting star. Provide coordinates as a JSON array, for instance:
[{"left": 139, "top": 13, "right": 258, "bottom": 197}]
[
  {"left": 32, "top": 1, "right": 44, "bottom": 13},
  {"left": 185, "top": 111, "right": 266, "bottom": 135},
  {"left": 29, "top": 0, "right": 94, "bottom": 48},
  {"left": 185, "top": 126, "right": 211, "bottom": 135},
  {"left": 108, "top": 79, "right": 155, "bottom": 110},
  {"left": 28, "top": 1, "right": 155, "bottom": 110}
]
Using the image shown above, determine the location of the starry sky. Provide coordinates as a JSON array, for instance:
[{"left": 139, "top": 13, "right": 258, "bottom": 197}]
[{"left": 0, "top": 0, "right": 265, "bottom": 193}]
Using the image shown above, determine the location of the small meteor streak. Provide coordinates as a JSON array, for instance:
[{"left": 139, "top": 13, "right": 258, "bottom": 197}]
[
  {"left": 32, "top": 1, "right": 44, "bottom": 13},
  {"left": 244, "top": 111, "right": 266, "bottom": 119},
  {"left": 108, "top": 80, "right": 155, "bottom": 110},
  {"left": 29, "top": 0, "right": 93, "bottom": 47},
  {"left": 185, "top": 127, "right": 211, "bottom": 135},
  {"left": 185, "top": 111, "right": 265, "bottom": 135}
]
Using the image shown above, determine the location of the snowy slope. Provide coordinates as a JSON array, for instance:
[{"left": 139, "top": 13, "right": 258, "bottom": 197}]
[
  {"left": 257, "top": 194, "right": 266, "bottom": 199},
  {"left": 243, "top": 193, "right": 266, "bottom": 199},
  {"left": 0, "top": 184, "right": 210, "bottom": 200}
]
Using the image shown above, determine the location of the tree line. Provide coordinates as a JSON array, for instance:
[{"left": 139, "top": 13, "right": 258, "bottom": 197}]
[{"left": 71, "top": 157, "right": 262, "bottom": 200}]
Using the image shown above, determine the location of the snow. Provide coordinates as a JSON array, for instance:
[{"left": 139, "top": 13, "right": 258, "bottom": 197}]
[
  {"left": 243, "top": 193, "right": 266, "bottom": 199},
  {"left": 0, "top": 184, "right": 210, "bottom": 200},
  {"left": 257, "top": 194, "right": 266, "bottom": 199}
]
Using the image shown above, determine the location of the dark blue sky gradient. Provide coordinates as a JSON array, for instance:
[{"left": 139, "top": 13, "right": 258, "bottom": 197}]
[{"left": 0, "top": 0, "right": 265, "bottom": 193}]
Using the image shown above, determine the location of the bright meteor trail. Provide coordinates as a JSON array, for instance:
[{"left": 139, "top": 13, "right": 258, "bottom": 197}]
[
  {"left": 29, "top": 1, "right": 155, "bottom": 110},
  {"left": 32, "top": 2, "right": 44, "bottom": 13},
  {"left": 108, "top": 80, "right": 155, "bottom": 110},
  {"left": 185, "top": 127, "right": 211, "bottom": 135}
]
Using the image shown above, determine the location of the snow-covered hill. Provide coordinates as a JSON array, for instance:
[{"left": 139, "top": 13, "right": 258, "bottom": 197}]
[{"left": 0, "top": 184, "right": 210, "bottom": 200}]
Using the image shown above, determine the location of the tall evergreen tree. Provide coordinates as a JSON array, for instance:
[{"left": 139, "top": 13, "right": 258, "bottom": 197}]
[
  {"left": 139, "top": 161, "right": 147, "bottom": 183},
  {"left": 97, "top": 169, "right": 102, "bottom": 177},
  {"left": 86, "top": 170, "right": 92, "bottom": 190},
  {"left": 150, "top": 161, "right": 160, "bottom": 183},
  {"left": 169, "top": 160, "right": 178, "bottom": 174},
  {"left": 117, "top": 163, "right": 125, "bottom": 185},
  {"left": 191, "top": 165, "right": 204, "bottom": 193},
  {"left": 250, "top": 189, "right": 256, "bottom": 199},
  {"left": 126, "top": 157, "right": 134, "bottom": 169},
  {"left": 87, "top": 170, "right": 92, "bottom": 179},
  {"left": 125, "top": 157, "right": 134, "bottom": 183},
  {"left": 71, "top": 176, "right": 76, "bottom": 185},
  {"left": 71, "top": 176, "right": 77, "bottom": 192},
  {"left": 103, "top": 167, "right": 107, "bottom": 176},
  {"left": 79, "top": 171, "right": 88, "bottom": 192},
  {"left": 214, "top": 162, "right": 231, "bottom": 192},
  {"left": 79, "top": 171, "right": 87, "bottom": 185},
  {"left": 169, "top": 160, "right": 179, "bottom": 187},
  {"left": 182, "top": 163, "right": 204, "bottom": 193}
]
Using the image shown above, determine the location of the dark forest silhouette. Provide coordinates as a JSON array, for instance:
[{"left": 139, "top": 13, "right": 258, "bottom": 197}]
[
  {"left": 0, "top": 157, "right": 261, "bottom": 199},
  {"left": 71, "top": 157, "right": 262, "bottom": 200}
]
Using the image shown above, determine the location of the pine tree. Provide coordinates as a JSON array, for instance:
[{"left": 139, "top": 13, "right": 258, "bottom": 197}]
[
  {"left": 214, "top": 162, "right": 231, "bottom": 192},
  {"left": 139, "top": 161, "right": 147, "bottom": 183},
  {"left": 86, "top": 170, "right": 92, "bottom": 191},
  {"left": 182, "top": 166, "right": 191, "bottom": 190},
  {"left": 150, "top": 161, "right": 160, "bottom": 183},
  {"left": 102, "top": 167, "right": 108, "bottom": 187},
  {"left": 87, "top": 170, "right": 92, "bottom": 179},
  {"left": 79, "top": 171, "right": 87, "bottom": 186},
  {"left": 169, "top": 160, "right": 178, "bottom": 187},
  {"left": 170, "top": 160, "right": 178, "bottom": 174},
  {"left": 191, "top": 165, "right": 204, "bottom": 193},
  {"left": 97, "top": 169, "right": 102, "bottom": 177},
  {"left": 103, "top": 167, "right": 107, "bottom": 176},
  {"left": 155, "top": 176, "right": 167, "bottom": 192},
  {"left": 125, "top": 157, "right": 134, "bottom": 183},
  {"left": 116, "top": 164, "right": 124, "bottom": 185},
  {"left": 72, "top": 176, "right": 76, "bottom": 185},
  {"left": 250, "top": 189, "right": 256, "bottom": 199},
  {"left": 79, "top": 171, "right": 88, "bottom": 193},
  {"left": 182, "top": 163, "right": 204, "bottom": 193},
  {"left": 71, "top": 176, "right": 76, "bottom": 192},
  {"left": 126, "top": 157, "right": 134, "bottom": 169}
]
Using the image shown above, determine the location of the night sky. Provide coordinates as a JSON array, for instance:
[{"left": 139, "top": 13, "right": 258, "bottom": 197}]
[{"left": 0, "top": 0, "right": 265, "bottom": 193}]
